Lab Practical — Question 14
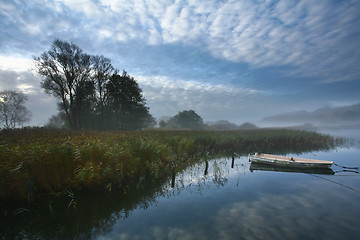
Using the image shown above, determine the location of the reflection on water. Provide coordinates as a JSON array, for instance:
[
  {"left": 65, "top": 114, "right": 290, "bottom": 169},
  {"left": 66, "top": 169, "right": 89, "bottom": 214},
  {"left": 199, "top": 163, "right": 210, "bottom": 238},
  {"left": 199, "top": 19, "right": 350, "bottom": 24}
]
[{"left": 1, "top": 147, "right": 360, "bottom": 240}]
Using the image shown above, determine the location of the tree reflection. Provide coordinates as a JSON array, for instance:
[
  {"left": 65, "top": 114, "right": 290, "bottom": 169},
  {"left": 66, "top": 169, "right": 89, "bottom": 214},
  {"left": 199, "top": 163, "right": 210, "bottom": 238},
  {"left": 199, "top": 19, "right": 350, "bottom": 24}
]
[
  {"left": 168, "top": 156, "right": 247, "bottom": 196},
  {"left": 1, "top": 174, "right": 172, "bottom": 239}
]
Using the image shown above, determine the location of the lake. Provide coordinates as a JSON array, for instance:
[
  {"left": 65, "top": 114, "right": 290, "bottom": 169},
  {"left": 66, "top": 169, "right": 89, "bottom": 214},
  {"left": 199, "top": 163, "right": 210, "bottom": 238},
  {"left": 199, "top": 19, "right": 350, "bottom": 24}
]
[{"left": 1, "top": 132, "right": 360, "bottom": 240}]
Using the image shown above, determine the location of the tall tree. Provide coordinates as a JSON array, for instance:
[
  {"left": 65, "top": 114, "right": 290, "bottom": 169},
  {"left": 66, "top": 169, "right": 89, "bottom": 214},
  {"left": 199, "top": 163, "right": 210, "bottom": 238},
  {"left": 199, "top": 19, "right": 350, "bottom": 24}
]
[
  {"left": 34, "top": 39, "right": 92, "bottom": 130},
  {"left": 0, "top": 90, "right": 31, "bottom": 128},
  {"left": 105, "top": 71, "right": 155, "bottom": 130},
  {"left": 91, "top": 55, "right": 117, "bottom": 129}
]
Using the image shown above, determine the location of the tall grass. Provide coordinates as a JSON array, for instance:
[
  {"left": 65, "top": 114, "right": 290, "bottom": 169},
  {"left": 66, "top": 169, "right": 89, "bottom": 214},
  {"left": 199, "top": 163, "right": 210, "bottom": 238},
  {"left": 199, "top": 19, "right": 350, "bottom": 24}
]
[{"left": 0, "top": 128, "right": 339, "bottom": 202}]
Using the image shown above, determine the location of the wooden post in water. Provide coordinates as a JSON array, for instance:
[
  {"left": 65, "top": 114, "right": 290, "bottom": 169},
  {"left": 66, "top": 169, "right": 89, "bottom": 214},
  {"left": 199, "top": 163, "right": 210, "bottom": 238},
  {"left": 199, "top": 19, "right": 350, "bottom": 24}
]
[
  {"left": 171, "top": 172, "right": 176, "bottom": 188},
  {"left": 231, "top": 154, "right": 235, "bottom": 168},
  {"left": 204, "top": 161, "right": 209, "bottom": 176},
  {"left": 26, "top": 179, "right": 34, "bottom": 204},
  {"left": 171, "top": 160, "right": 176, "bottom": 188}
]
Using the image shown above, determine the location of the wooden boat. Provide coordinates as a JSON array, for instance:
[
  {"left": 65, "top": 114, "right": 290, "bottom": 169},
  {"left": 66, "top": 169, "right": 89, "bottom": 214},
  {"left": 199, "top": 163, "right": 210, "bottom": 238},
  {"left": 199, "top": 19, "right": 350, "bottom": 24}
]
[
  {"left": 248, "top": 153, "right": 333, "bottom": 168},
  {"left": 249, "top": 162, "right": 335, "bottom": 175}
]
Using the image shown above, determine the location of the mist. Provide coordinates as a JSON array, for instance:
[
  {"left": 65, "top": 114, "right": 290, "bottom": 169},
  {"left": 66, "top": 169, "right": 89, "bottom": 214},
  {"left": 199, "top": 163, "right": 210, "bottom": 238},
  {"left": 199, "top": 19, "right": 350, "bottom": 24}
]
[{"left": 260, "top": 103, "right": 360, "bottom": 129}]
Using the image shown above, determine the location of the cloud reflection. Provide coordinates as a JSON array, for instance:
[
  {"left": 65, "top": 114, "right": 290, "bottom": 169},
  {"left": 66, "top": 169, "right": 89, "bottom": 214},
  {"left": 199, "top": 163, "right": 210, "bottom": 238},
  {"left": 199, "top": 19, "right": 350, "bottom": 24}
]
[{"left": 99, "top": 161, "right": 360, "bottom": 240}]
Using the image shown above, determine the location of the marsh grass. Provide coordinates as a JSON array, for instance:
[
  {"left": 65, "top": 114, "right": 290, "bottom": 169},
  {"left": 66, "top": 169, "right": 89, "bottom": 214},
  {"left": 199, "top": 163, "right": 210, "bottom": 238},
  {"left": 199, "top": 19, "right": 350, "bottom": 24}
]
[{"left": 0, "top": 128, "right": 340, "bottom": 203}]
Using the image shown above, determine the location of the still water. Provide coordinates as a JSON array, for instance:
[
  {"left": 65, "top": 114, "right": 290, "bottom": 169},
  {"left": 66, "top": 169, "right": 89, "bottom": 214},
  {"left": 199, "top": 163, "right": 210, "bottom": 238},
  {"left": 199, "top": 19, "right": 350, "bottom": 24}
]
[
  {"left": 98, "top": 148, "right": 360, "bottom": 240},
  {"left": 2, "top": 134, "right": 360, "bottom": 240}
]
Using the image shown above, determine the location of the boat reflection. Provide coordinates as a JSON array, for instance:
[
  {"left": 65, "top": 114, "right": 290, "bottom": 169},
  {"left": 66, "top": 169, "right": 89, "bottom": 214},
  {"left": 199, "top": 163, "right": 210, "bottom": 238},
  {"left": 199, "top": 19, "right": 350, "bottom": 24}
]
[{"left": 249, "top": 163, "right": 335, "bottom": 175}]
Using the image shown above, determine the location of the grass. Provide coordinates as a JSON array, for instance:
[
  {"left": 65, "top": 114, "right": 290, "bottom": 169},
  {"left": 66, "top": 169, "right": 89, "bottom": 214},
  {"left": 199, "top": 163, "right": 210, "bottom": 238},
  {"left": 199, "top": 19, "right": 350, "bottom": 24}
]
[{"left": 0, "top": 128, "right": 341, "bottom": 203}]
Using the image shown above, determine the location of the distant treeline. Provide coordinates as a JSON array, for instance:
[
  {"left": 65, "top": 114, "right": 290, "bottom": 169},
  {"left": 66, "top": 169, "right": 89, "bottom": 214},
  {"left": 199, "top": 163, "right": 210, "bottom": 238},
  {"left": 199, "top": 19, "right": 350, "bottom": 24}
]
[
  {"left": 262, "top": 103, "right": 360, "bottom": 126},
  {"left": 206, "top": 120, "right": 258, "bottom": 130},
  {"left": 158, "top": 111, "right": 257, "bottom": 130}
]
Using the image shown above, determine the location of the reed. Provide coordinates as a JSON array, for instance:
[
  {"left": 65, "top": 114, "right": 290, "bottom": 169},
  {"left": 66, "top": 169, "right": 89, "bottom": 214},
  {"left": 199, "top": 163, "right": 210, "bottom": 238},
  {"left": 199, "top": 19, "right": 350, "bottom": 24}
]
[{"left": 0, "top": 128, "right": 339, "bottom": 202}]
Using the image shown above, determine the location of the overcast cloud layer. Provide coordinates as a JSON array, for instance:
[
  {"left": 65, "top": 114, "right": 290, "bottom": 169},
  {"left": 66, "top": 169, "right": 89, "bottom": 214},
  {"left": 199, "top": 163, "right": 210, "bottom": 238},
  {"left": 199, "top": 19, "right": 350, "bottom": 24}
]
[{"left": 0, "top": 0, "right": 359, "bottom": 125}]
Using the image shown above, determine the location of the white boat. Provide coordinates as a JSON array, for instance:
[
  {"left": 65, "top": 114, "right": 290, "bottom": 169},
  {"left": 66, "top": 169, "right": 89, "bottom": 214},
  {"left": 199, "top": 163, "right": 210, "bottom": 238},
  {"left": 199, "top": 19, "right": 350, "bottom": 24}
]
[
  {"left": 249, "top": 162, "right": 335, "bottom": 175},
  {"left": 248, "top": 153, "right": 333, "bottom": 168}
]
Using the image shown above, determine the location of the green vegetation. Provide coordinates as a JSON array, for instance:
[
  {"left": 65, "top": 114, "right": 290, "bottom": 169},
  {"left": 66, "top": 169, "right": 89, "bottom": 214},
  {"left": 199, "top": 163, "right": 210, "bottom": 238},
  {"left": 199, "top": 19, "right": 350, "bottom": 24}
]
[
  {"left": 165, "top": 110, "right": 204, "bottom": 129},
  {"left": 0, "top": 128, "right": 341, "bottom": 203}
]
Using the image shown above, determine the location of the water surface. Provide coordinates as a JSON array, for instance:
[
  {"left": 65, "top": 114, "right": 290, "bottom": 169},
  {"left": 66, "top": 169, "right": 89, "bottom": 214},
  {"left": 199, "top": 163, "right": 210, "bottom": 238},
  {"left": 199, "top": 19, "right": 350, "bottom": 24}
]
[{"left": 97, "top": 147, "right": 360, "bottom": 240}]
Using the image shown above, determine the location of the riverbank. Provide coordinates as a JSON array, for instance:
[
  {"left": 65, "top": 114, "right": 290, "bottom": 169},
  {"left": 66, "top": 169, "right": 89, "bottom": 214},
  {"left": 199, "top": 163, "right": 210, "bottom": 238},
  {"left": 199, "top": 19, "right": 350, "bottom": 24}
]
[{"left": 0, "top": 128, "right": 341, "bottom": 203}]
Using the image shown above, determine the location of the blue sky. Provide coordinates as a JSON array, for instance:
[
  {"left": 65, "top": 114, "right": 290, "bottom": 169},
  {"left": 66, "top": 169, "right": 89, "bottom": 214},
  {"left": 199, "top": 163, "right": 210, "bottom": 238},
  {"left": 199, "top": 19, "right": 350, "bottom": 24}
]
[{"left": 0, "top": 0, "right": 359, "bottom": 126}]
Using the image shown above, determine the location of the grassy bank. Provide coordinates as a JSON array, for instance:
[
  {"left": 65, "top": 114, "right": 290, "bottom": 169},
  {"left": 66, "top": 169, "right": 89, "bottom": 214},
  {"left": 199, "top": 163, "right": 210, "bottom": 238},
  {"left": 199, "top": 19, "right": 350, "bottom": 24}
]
[{"left": 0, "top": 128, "right": 340, "bottom": 203}]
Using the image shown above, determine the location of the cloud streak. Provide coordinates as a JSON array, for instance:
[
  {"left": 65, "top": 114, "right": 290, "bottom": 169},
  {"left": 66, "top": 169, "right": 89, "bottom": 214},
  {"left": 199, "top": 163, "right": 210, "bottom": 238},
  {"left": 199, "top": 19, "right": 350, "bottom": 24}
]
[
  {"left": 136, "top": 75, "right": 271, "bottom": 122},
  {"left": 45, "top": 0, "right": 359, "bottom": 83},
  {"left": 206, "top": 0, "right": 360, "bottom": 82},
  {"left": 2, "top": 0, "right": 359, "bottom": 82}
]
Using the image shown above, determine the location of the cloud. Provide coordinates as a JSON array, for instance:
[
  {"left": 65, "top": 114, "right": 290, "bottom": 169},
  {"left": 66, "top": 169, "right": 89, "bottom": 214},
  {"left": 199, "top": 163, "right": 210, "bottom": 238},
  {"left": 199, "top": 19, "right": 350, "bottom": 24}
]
[
  {"left": 0, "top": 69, "right": 57, "bottom": 125},
  {"left": 0, "top": 55, "right": 34, "bottom": 72},
  {"left": 0, "top": 0, "right": 82, "bottom": 54},
  {"left": 106, "top": 1, "right": 358, "bottom": 82},
  {"left": 136, "top": 75, "right": 273, "bottom": 122},
  {"left": 214, "top": 180, "right": 358, "bottom": 240},
  {"left": 205, "top": 0, "right": 360, "bottom": 82},
  {"left": 61, "top": 0, "right": 104, "bottom": 17},
  {"left": 0, "top": 69, "right": 37, "bottom": 92},
  {"left": 26, "top": 91, "right": 58, "bottom": 126},
  {"left": 1, "top": 0, "right": 359, "bottom": 83},
  {"left": 0, "top": 0, "right": 359, "bottom": 125}
]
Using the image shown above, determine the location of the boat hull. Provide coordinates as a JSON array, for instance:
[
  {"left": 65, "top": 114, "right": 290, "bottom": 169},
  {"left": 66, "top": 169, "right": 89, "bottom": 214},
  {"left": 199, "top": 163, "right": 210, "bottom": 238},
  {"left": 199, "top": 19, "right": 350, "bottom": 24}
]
[
  {"left": 248, "top": 153, "right": 333, "bottom": 169},
  {"left": 250, "top": 163, "right": 335, "bottom": 175}
]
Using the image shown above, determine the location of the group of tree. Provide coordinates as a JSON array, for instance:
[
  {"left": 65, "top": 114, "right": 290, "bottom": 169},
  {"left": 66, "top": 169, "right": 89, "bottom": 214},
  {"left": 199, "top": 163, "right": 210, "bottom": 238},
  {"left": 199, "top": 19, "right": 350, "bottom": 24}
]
[
  {"left": 159, "top": 110, "right": 204, "bottom": 130},
  {"left": 34, "top": 39, "right": 155, "bottom": 131},
  {"left": 1, "top": 39, "right": 259, "bottom": 131}
]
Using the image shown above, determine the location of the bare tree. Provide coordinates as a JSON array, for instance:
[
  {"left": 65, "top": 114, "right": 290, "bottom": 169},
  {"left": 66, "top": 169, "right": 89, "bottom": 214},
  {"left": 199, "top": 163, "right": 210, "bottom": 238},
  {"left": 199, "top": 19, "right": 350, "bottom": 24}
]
[
  {"left": 0, "top": 90, "right": 32, "bottom": 128},
  {"left": 34, "top": 39, "right": 92, "bottom": 130}
]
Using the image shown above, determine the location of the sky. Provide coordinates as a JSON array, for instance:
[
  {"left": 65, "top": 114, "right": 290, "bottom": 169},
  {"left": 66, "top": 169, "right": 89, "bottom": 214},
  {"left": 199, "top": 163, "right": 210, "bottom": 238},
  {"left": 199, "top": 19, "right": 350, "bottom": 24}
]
[{"left": 0, "top": 0, "right": 359, "bottom": 126}]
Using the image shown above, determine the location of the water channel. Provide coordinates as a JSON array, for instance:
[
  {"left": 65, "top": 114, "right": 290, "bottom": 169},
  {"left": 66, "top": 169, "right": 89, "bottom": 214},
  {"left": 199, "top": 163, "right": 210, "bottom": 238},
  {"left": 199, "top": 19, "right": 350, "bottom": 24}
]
[{"left": 1, "top": 131, "right": 360, "bottom": 240}]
